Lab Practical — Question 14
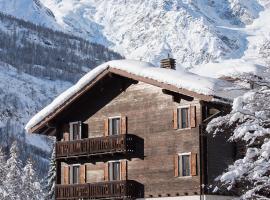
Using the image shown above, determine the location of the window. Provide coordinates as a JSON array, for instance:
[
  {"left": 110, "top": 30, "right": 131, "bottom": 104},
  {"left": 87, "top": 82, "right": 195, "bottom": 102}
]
[
  {"left": 109, "top": 117, "right": 120, "bottom": 135},
  {"left": 180, "top": 155, "right": 190, "bottom": 176},
  {"left": 177, "top": 107, "right": 190, "bottom": 129},
  {"left": 70, "top": 122, "right": 81, "bottom": 140},
  {"left": 70, "top": 165, "right": 80, "bottom": 184},
  {"left": 109, "top": 161, "right": 121, "bottom": 181},
  {"left": 176, "top": 153, "right": 193, "bottom": 177}
]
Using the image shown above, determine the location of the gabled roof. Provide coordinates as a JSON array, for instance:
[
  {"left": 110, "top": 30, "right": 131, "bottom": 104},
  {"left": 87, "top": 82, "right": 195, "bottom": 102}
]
[{"left": 25, "top": 60, "right": 241, "bottom": 134}]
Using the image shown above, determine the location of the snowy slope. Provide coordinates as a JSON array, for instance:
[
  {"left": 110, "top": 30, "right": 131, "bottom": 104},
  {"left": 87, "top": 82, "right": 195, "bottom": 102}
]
[
  {"left": 191, "top": 0, "right": 270, "bottom": 78},
  {"left": 0, "top": 0, "right": 59, "bottom": 29},
  {"left": 0, "top": 61, "right": 71, "bottom": 150}
]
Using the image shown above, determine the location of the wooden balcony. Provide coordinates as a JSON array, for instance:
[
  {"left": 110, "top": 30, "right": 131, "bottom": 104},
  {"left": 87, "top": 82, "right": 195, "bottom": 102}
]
[
  {"left": 55, "top": 180, "right": 144, "bottom": 200},
  {"left": 56, "top": 134, "right": 137, "bottom": 160}
]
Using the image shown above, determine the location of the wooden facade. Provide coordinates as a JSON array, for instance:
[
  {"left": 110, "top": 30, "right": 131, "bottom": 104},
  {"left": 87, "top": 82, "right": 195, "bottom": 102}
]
[{"left": 30, "top": 70, "right": 235, "bottom": 199}]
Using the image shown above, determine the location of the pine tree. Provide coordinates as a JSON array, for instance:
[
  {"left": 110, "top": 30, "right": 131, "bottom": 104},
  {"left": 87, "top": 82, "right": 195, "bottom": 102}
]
[
  {"left": 44, "top": 146, "right": 56, "bottom": 200},
  {"left": 22, "top": 158, "right": 44, "bottom": 200},
  {"left": 4, "top": 141, "right": 23, "bottom": 200},
  {"left": 0, "top": 147, "right": 7, "bottom": 199},
  {"left": 207, "top": 73, "right": 270, "bottom": 199}
]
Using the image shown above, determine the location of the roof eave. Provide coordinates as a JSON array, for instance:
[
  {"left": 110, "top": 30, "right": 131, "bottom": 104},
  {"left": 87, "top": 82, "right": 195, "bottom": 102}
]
[{"left": 28, "top": 66, "right": 230, "bottom": 135}]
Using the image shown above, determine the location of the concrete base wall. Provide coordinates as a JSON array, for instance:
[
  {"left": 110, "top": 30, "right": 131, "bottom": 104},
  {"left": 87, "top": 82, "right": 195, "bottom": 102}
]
[{"left": 137, "top": 195, "right": 235, "bottom": 200}]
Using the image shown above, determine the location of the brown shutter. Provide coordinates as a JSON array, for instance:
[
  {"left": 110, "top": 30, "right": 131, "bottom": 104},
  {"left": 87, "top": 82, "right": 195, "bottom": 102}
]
[
  {"left": 190, "top": 106, "right": 196, "bottom": 128},
  {"left": 79, "top": 165, "right": 86, "bottom": 184},
  {"left": 191, "top": 153, "right": 197, "bottom": 176},
  {"left": 104, "top": 119, "right": 109, "bottom": 136},
  {"left": 121, "top": 160, "right": 127, "bottom": 180},
  {"left": 174, "top": 155, "right": 179, "bottom": 177},
  {"left": 104, "top": 163, "right": 109, "bottom": 181},
  {"left": 121, "top": 116, "right": 127, "bottom": 134},
  {"left": 173, "top": 108, "right": 178, "bottom": 129},
  {"left": 63, "top": 165, "right": 70, "bottom": 184}
]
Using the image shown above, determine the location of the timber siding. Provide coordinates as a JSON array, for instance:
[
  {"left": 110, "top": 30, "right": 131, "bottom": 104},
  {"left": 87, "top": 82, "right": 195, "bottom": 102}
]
[{"left": 84, "top": 82, "right": 201, "bottom": 197}]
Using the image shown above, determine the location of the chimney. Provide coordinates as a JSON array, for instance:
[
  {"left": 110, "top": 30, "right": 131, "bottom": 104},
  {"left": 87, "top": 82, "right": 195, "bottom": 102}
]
[{"left": 160, "top": 55, "right": 176, "bottom": 70}]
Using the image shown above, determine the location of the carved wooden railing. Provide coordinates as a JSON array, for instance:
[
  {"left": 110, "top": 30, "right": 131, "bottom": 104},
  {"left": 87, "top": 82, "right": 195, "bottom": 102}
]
[
  {"left": 56, "top": 134, "right": 136, "bottom": 159},
  {"left": 55, "top": 180, "right": 144, "bottom": 199}
]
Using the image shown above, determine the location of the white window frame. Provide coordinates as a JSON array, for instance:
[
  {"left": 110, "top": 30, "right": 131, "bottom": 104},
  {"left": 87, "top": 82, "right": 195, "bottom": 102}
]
[
  {"left": 177, "top": 152, "right": 192, "bottom": 178},
  {"left": 70, "top": 164, "right": 80, "bottom": 184},
  {"left": 108, "top": 116, "right": 121, "bottom": 136},
  {"left": 108, "top": 160, "right": 121, "bottom": 181},
  {"left": 69, "top": 121, "right": 82, "bottom": 141},
  {"left": 177, "top": 106, "right": 191, "bottom": 130}
]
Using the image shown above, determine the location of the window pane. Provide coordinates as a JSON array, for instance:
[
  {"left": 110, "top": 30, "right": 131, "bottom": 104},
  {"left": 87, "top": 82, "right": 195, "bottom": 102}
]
[
  {"left": 73, "top": 166, "right": 80, "bottom": 184},
  {"left": 181, "top": 108, "right": 189, "bottom": 128},
  {"left": 110, "top": 118, "right": 120, "bottom": 135},
  {"left": 73, "top": 124, "right": 80, "bottom": 140},
  {"left": 109, "top": 162, "right": 120, "bottom": 181},
  {"left": 182, "top": 155, "right": 190, "bottom": 176}
]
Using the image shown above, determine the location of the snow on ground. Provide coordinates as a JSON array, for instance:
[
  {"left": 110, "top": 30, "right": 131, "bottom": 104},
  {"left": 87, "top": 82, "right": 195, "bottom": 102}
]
[{"left": 25, "top": 59, "right": 243, "bottom": 133}]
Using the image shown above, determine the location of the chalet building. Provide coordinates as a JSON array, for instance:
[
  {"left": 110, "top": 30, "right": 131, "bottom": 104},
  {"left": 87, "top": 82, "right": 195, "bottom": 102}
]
[{"left": 26, "top": 59, "right": 239, "bottom": 200}]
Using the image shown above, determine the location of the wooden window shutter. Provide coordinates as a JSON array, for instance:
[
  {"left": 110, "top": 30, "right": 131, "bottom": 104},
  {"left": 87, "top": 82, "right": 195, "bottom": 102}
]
[
  {"left": 79, "top": 165, "right": 86, "bottom": 184},
  {"left": 120, "top": 160, "right": 127, "bottom": 180},
  {"left": 121, "top": 116, "right": 127, "bottom": 134},
  {"left": 82, "top": 123, "right": 89, "bottom": 139},
  {"left": 104, "top": 119, "right": 109, "bottom": 136},
  {"left": 190, "top": 106, "right": 196, "bottom": 128},
  {"left": 104, "top": 163, "right": 109, "bottom": 181},
  {"left": 173, "top": 108, "right": 178, "bottom": 129},
  {"left": 191, "top": 153, "right": 197, "bottom": 176},
  {"left": 174, "top": 155, "right": 179, "bottom": 177},
  {"left": 63, "top": 165, "right": 70, "bottom": 184}
]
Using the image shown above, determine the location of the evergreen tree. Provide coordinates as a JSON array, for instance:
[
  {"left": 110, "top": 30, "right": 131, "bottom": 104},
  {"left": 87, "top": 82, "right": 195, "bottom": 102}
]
[
  {"left": 22, "top": 158, "right": 44, "bottom": 200},
  {"left": 207, "top": 73, "right": 270, "bottom": 199},
  {"left": 4, "top": 141, "right": 23, "bottom": 200},
  {"left": 0, "top": 147, "right": 7, "bottom": 199},
  {"left": 44, "top": 146, "right": 56, "bottom": 200}
]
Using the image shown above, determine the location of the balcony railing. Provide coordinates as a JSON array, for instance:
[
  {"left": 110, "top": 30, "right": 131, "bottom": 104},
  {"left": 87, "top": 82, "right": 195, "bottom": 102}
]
[
  {"left": 56, "top": 134, "right": 136, "bottom": 159},
  {"left": 55, "top": 180, "right": 144, "bottom": 199}
]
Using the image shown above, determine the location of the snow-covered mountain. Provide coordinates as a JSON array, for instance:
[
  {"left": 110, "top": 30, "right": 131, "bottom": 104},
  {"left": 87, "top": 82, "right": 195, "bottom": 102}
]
[
  {"left": 0, "top": 0, "right": 267, "bottom": 72},
  {"left": 0, "top": 0, "right": 59, "bottom": 29}
]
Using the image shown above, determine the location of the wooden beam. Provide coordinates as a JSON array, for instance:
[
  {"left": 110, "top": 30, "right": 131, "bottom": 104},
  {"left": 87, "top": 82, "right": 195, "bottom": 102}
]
[{"left": 109, "top": 68, "right": 213, "bottom": 101}]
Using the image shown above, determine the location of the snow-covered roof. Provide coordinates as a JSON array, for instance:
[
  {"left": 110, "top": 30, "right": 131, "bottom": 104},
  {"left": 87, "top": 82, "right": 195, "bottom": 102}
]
[{"left": 25, "top": 59, "right": 241, "bottom": 133}]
